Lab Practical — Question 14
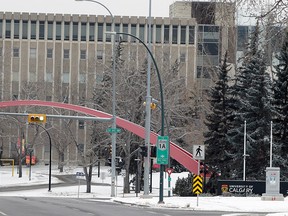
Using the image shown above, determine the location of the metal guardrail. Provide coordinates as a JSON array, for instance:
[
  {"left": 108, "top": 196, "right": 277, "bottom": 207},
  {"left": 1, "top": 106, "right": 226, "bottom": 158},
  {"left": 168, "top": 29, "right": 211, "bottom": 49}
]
[{"left": 0, "top": 159, "right": 15, "bottom": 176}]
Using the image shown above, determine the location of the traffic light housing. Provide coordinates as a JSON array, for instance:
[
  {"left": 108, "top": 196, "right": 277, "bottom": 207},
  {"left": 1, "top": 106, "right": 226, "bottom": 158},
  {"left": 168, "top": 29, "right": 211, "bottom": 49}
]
[
  {"left": 200, "top": 162, "right": 204, "bottom": 174},
  {"left": 143, "top": 102, "right": 157, "bottom": 110},
  {"left": 199, "top": 162, "right": 208, "bottom": 175},
  {"left": 150, "top": 103, "right": 157, "bottom": 110},
  {"left": 28, "top": 114, "right": 47, "bottom": 123},
  {"left": 139, "top": 145, "right": 147, "bottom": 157},
  {"left": 150, "top": 146, "right": 157, "bottom": 157},
  {"left": 109, "top": 144, "right": 112, "bottom": 155}
]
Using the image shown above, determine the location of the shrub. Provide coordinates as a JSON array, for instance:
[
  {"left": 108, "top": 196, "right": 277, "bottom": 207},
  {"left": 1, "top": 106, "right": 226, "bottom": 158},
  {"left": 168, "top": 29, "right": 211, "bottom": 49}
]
[{"left": 173, "top": 174, "right": 194, "bottom": 196}]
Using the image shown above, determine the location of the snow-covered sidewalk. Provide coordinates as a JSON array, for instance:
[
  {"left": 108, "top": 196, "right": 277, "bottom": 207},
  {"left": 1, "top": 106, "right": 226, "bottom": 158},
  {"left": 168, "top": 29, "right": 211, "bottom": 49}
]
[{"left": 0, "top": 165, "right": 288, "bottom": 216}]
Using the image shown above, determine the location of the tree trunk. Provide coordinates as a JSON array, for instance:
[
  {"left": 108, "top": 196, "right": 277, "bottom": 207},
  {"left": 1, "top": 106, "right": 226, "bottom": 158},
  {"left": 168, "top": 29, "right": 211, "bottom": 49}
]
[
  {"left": 124, "top": 157, "right": 130, "bottom": 193},
  {"left": 84, "top": 165, "right": 93, "bottom": 193},
  {"left": 58, "top": 152, "right": 64, "bottom": 173},
  {"left": 18, "top": 150, "right": 22, "bottom": 178}
]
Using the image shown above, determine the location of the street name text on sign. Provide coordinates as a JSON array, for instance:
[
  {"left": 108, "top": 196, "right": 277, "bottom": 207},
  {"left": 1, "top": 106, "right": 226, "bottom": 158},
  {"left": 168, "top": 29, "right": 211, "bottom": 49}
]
[
  {"left": 156, "top": 136, "right": 169, "bottom": 165},
  {"left": 106, "top": 127, "right": 121, "bottom": 133},
  {"left": 193, "top": 144, "right": 205, "bottom": 160}
]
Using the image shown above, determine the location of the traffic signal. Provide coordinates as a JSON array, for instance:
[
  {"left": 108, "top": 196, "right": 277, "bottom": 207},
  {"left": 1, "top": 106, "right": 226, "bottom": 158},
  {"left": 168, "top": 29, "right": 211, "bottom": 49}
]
[
  {"left": 107, "top": 158, "right": 111, "bottom": 166},
  {"left": 139, "top": 145, "right": 147, "bottom": 157},
  {"left": 150, "top": 103, "right": 157, "bottom": 110},
  {"left": 150, "top": 146, "right": 157, "bottom": 157},
  {"left": 109, "top": 144, "right": 112, "bottom": 155},
  {"left": 143, "top": 102, "right": 157, "bottom": 110},
  {"left": 199, "top": 162, "right": 204, "bottom": 174},
  {"left": 28, "top": 114, "right": 47, "bottom": 123},
  {"left": 199, "top": 162, "right": 208, "bottom": 175}
]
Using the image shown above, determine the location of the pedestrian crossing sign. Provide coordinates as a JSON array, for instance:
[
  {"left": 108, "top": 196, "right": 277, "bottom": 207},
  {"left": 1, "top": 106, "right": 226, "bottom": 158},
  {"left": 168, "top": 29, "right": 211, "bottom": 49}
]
[{"left": 193, "top": 145, "right": 205, "bottom": 160}]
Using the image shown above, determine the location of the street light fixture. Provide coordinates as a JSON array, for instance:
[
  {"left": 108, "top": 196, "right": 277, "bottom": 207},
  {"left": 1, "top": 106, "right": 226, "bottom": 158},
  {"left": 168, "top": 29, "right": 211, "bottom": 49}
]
[
  {"left": 75, "top": 0, "right": 117, "bottom": 197},
  {"left": 106, "top": 31, "right": 166, "bottom": 203}
]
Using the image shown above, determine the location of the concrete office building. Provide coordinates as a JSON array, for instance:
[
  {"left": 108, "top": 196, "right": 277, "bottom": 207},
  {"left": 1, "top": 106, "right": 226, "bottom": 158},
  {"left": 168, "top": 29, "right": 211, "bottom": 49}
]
[
  {"left": 170, "top": 1, "right": 237, "bottom": 89},
  {"left": 0, "top": 1, "right": 239, "bottom": 163}
]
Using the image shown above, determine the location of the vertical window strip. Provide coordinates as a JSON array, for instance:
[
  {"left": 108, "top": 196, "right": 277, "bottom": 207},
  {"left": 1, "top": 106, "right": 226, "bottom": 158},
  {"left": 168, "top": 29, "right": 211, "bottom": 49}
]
[
  {"left": 139, "top": 24, "right": 145, "bottom": 42},
  {"left": 47, "top": 21, "right": 53, "bottom": 40},
  {"left": 73, "top": 22, "right": 78, "bottom": 41},
  {"left": 172, "top": 25, "right": 178, "bottom": 44},
  {"left": 22, "top": 20, "right": 28, "bottom": 39},
  {"left": 189, "top": 26, "right": 195, "bottom": 44},
  {"left": 156, "top": 25, "right": 161, "bottom": 44},
  {"left": 131, "top": 24, "right": 136, "bottom": 42},
  {"left": 64, "top": 22, "right": 70, "bottom": 41},
  {"left": 14, "top": 20, "right": 20, "bottom": 39},
  {"left": 5, "top": 20, "right": 11, "bottom": 39},
  {"left": 97, "top": 23, "right": 103, "bottom": 42},
  {"left": 56, "top": 22, "right": 61, "bottom": 40},
  {"left": 81, "top": 22, "right": 86, "bottom": 41},
  {"left": 105, "top": 23, "right": 111, "bottom": 42},
  {"left": 31, "top": 21, "right": 37, "bottom": 39},
  {"left": 122, "top": 24, "right": 128, "bottom": 42},
  {"left": 164, "top": 25, "right": 169, "bottom": 44},
  {"left": 180, "top": 26, "right": 186, "bottom": 44},
  {"left": 89, "top": 22, "right": 95, "bottom": 41},
  {"left": 0, "top": 20, "right": 2, "bottom": 38},
  {"left": 39, "top": 21, "right": 45, "bottom": 39}
]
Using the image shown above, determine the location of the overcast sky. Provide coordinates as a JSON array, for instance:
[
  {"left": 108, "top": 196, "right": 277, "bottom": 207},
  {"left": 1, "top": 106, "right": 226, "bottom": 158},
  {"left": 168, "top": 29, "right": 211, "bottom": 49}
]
[{"left": 2, "top": 0, "right": 176, "bottom": 17}]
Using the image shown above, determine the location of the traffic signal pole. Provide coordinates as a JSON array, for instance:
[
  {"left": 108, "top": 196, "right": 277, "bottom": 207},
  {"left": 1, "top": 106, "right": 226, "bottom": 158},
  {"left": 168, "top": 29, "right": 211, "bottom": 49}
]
[
  {"left": 0, "top": 112, "right": 112, "bottom": 122},
  {"left": 0, "top": 112, "right": 113, "bottom": 191}
]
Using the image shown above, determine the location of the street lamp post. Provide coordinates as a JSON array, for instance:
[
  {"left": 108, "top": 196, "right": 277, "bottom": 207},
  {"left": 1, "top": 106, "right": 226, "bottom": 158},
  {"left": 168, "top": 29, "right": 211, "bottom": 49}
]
[
  {"left": 31, "top": 124, "right": 52, "bottom": 191},
  {"left": 75, "top": 0, "right": 117, "bottom": 197},
  {"left": 106, "top": 31, "right": 166, "bottom": 202},
  {"left": 144, "top": 0, "right": 153, "bottom": 197}
]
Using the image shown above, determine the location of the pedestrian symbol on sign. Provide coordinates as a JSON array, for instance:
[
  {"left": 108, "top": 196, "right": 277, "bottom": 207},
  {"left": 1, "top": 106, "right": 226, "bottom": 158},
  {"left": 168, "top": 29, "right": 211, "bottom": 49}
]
[
  {"left": 193, "top": 145, "right": 205, "bottom": 160},
  {"left": 196, "top": 146, "right": 202, "bottom": 157}
]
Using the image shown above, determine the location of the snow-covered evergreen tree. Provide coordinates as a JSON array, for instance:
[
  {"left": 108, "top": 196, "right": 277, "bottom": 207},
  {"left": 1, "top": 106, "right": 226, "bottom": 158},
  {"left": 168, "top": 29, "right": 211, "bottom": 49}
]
[
  {"left": 204, "top": 52, "right": 235, "bottom": 179},
  {"left": 228, "top": 24, "right": 274, "bottom": 180},
  {"left": 272, "top": 32, "right": 288, "bottom": 180}
]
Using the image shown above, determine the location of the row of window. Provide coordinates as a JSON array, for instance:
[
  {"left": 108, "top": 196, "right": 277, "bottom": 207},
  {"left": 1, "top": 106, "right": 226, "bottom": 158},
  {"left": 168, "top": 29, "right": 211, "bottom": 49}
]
[
  {"left": 0, "top": 19, "right": 195, "bottom": 45},
  {"left": 1, "top": 46, "right": 188, "bottom": 62},
  {"left": 1, "top": 47, "right": 102, "bottom": 60},
  {"left": 11, "top": 70, "right": 87, "bottom": 84}
]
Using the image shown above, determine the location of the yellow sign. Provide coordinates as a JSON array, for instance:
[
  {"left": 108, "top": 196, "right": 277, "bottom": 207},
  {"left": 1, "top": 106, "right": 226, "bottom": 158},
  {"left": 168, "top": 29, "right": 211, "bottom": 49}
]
[{"left": 192, "top": 174, "right": 203, "bottom": 194}]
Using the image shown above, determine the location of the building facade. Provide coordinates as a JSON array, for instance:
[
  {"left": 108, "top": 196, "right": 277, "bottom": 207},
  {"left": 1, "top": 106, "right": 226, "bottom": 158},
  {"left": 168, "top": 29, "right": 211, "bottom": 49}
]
[
  {"left": 0, "top": 11, "right": 200, "bottom": 163},
  {"left": 1, "top": 1, "right": 254, "bottom": 164},
  {"left": 170, "top": 1, "right": 237, "bottom": 89}
]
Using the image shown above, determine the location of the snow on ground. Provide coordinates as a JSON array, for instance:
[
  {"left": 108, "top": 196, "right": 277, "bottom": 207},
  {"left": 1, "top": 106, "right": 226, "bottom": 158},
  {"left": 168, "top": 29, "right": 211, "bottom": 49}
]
[{"left": 0, "top": 165, "right": 288, "bottom": 216}]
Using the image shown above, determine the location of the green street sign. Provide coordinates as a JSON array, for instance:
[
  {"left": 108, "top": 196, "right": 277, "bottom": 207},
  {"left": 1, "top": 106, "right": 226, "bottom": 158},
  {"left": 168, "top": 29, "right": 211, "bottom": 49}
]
[
  {"left": 106, "top": 128, "right": 121, "bottom": 133},
  {"left": 156, "top": 136, "right": 169, "bottom": 165}
]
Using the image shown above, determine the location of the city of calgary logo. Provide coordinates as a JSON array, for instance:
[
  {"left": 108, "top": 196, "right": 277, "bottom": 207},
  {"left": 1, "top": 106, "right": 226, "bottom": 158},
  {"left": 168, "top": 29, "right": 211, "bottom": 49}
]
[{"left": 221, "top": 184, "right": 229, "bottom": 193}]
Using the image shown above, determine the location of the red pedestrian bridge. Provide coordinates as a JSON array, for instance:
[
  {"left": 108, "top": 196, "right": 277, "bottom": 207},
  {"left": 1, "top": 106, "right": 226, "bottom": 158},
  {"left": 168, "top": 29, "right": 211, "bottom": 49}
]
[{"left": 0, "top": 100, "right": 198, "bottom": 173}]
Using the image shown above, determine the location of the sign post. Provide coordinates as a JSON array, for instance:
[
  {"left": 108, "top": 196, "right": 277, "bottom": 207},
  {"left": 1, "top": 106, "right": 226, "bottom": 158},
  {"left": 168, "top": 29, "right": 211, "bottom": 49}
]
[
  {"left": 76, "top": 172, "right": 85, "bottom": 198},
  {"left": 166, "top": 168, "right": 173, "bottom": 196},
  {"left": 192, "top": 144, "right": 205, "bottom": 206}
]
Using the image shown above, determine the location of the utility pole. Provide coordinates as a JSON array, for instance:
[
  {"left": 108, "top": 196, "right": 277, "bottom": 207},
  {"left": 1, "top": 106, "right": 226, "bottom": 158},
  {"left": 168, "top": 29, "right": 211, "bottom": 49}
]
[{"left": 143, "top": 0, "right": 152, "bottom": 197}]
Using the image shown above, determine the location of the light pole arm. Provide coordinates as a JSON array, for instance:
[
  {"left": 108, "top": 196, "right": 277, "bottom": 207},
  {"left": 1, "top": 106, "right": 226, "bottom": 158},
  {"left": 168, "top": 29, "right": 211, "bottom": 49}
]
[
  {"left": 112, "top": 32, "right": 166, "bottom": 203},
  {"left": 115, "top": 32, "right": 165, "bottom": 136},
  {"left": 76, "top": 0, "right": 117, "bottom": 198},
  {"left": 75, "top": 0, "right": 113, "bottom": 18}
]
